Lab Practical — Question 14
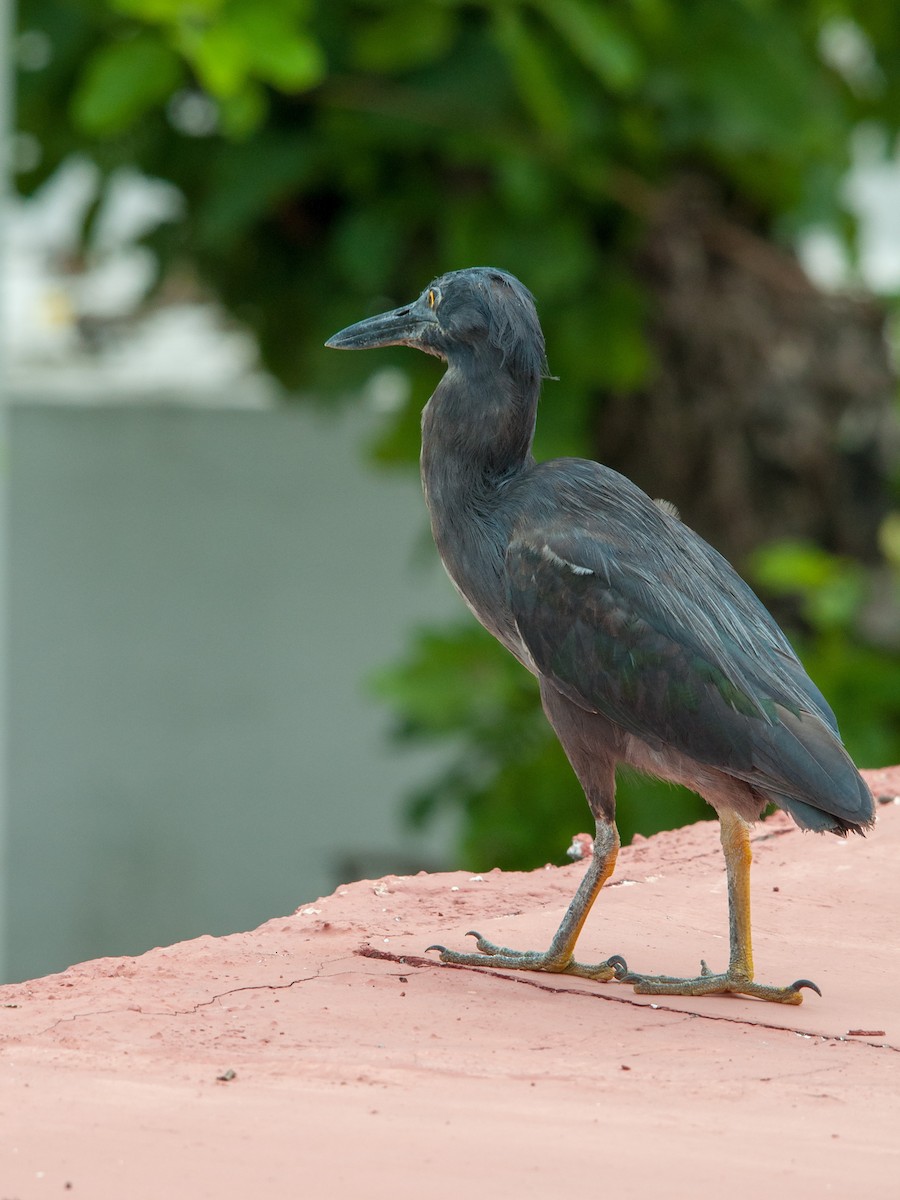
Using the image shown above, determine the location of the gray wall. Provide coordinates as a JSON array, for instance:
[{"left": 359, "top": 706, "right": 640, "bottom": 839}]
[{"left": 5, "top": 403, "right": 460, "bottom": 983}]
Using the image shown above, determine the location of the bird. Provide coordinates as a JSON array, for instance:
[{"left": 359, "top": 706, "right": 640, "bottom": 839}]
[{"left": 326, "top": 266, "right": 875, "bottom": 1004}]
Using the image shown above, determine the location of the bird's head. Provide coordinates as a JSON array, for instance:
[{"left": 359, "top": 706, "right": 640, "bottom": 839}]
[{"left": 326, "top": 267, "right": 548, "bottom": 384}]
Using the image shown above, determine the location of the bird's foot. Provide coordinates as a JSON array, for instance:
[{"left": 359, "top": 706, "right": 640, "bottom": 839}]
[
  {"left": 426, "top": 931, "right": 616, "bottom": 982},
  {"left": 608, "top": 956, "right": 820, "bottom": 1005}
]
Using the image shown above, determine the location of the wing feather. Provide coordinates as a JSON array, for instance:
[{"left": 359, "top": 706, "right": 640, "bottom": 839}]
[{"left": 505, "top": 461, "right": 869, "bottom": 826}]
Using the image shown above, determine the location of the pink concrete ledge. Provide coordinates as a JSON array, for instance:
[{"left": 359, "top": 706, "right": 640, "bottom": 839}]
[{"left": 2, "top": 765, "right": 899, "bottom": 1198}]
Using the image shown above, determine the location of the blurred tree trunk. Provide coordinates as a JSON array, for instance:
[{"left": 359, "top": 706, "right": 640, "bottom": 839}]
[{"left": 599, "top": 177, "right": 897, "bottom": 569}]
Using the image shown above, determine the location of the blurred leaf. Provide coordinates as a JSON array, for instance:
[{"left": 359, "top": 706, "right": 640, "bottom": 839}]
[
  {"left": 181, "top": 22, "right": 253, "bottom": 98},
  {"left": 751, "top": 540, "right": 866, "bottom": 631},
  {"left": 492, "top": 7, "right": 572, "bottom": 137},
  {"left": 493, "top": 152, "right": 556, "bottom": 217},
  {"left": 218, "top": 81, "right": 269, "bottom": 138},
  {"left": 371, "top": 623, "right": 537, "bottom": 737},
  {"left": 747, "top": 539, "right": 900, "bottom": 773},
  {"left": 179, "top": 9, "right": 324, "bottom": 98},
  {"left": 534, "top": 0, "right": 644, "bottom": 93},
  {"left": 71, "top": 34, "right": 183, "bottom": 135},
  {"left": 752, "top": 540, "right": 845, "bottom": 591},
  {"left": 878, "top": 511, "right": 900, "bottom": 567},
  {"left": 334, "top": 205, "right": 405, "bottom": 290},
  {"left": 239, "top": 16, "right": 324, "bottom": 92},
  {"left": 353, "top": 4, "right": 457, "bottom": 73},
  {"left": 551, "top": 269, "right": 652, "bottom": 391},
  {"left": 196, "top": 132, "right": 315, "bottom": 248},
  {"left": 111, "top": 0, "right": 221, "bottom": 18}
]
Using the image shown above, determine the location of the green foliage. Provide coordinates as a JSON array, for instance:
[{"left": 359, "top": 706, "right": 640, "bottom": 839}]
[
  {"left": 100, "top": 0, "right": 325, "bottom": 134},
  {"left": 14, "top": 0, "right": 900, "bottom": 868},
  {"left": 751, "top": 540, "right": 867, "bottom": 632},
  {"left": 750, "top": 539, "right": 900, "bottom": 771},
  {"left": 17, "top": 0, "right": 900, "bottom": 400},
  {"left": 71, "top": 33, "right": 184, "bottom": 135}
]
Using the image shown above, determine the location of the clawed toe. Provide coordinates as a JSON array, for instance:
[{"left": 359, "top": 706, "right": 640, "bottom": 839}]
[
  {"left": 426, "top": 931, "right": 514, "bottom": 964},
  {"left": 464, "top": 931, "right": 505, "bottom": 956},
  {"left": 788, "top": 978, "right": 822, "bottom": 998},
  {"left": 425, "top": 935, "right": 616, "bottom": 980},
  {"left": 613, "top": 965, "right": 819, "bottom": 1004}
]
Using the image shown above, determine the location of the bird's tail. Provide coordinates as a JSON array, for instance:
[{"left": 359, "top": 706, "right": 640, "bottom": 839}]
[
  {"left": 760, "top": 707, "right": 875, "bottom": 837},
  {"left": 767, "top": 789, "right": 872, "bottom": 837}
]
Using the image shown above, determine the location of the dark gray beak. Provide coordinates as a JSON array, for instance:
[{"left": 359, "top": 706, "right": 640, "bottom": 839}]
[{"left": 325, "top": 301, "right": 437, "bottom": 351}]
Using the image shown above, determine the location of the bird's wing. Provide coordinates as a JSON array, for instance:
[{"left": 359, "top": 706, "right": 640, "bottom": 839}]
[{"left": 505, "top": 484, "right": 864, "bottom": 818}]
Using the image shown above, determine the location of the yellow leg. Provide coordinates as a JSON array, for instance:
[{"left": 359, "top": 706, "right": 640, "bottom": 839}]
[
  {"left": 720, "top": 808, "right": 754, "bottom": 980},
  {"left": 611, "top": 808, "right": 821, "bottom": 1004},
  {"left": 428, "top": 819, "right": 620, "bottom": 981}
]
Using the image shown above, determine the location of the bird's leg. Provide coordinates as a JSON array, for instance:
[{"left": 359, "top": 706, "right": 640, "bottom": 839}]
[
  {"left": 612, "top": 809, "right": 820, "bottom": 1004},
  {"left": 427, "top": 819, "right": 620, "bottom": 981}
]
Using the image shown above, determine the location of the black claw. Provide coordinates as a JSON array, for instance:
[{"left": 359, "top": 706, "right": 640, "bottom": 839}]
[
  {"left": 425, "top": 944, "right": 447, "bottom": 955},
  {"left": 791, "top": 978, "right": 822, "bottom": 997},
  {"left": 607, "top": 954, "right": 629, "bottom": 979},
  {"left": 465, "top": 930, "right": 482, "bottom": 940}
]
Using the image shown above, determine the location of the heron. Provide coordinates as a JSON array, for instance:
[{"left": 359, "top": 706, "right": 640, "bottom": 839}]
[{"left": 327, "top": 266, "right": 874, "bottom": 1004}]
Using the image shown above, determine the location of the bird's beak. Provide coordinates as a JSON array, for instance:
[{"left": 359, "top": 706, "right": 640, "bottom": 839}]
[{"left": 325, "top": 301, "right": 437, "bottom": 351}]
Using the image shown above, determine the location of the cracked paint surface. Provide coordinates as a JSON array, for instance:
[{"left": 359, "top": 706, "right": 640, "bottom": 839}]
[{"left": 1, "top": 766, "right": 899, "bottom": 1198}]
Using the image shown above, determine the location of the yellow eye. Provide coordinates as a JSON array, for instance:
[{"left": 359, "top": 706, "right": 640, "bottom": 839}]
[{"left": 427, "top": 289, "right": 436, "bottom": 308}]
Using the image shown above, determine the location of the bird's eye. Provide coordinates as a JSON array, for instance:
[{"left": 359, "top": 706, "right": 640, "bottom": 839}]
[{"left": 427, "top": 289, "right": 436, "bottom": 308}]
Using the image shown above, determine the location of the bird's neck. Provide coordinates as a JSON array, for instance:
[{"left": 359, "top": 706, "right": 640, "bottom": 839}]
[
  {"left": 420, "top": 356, "right": 539, "bottom": 511},
  {"left": 419, "top": 357, "right": 539, "bottom": 656}
]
